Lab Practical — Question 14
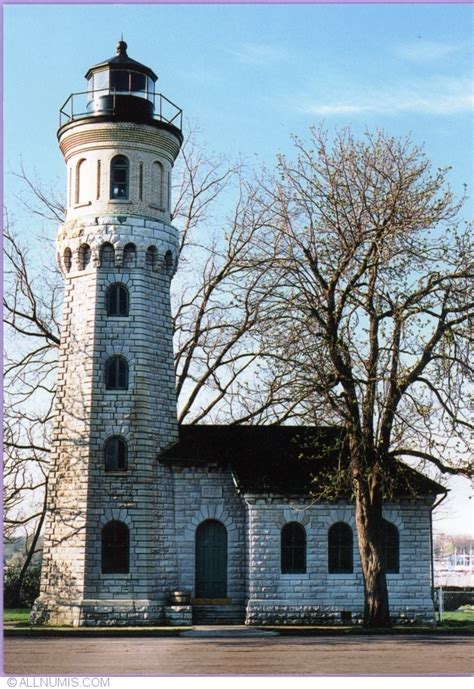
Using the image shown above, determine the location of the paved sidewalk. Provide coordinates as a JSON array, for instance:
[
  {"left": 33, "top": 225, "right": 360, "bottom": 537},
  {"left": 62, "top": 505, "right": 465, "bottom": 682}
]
[{"left": 180, "top": 625, "right": 279, "bottom": 637}]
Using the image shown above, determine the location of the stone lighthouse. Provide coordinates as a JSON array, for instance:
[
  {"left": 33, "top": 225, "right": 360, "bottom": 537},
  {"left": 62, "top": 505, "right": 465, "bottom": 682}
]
[{"left": 31, "top": 41, "right": 183, "bottom": 626}]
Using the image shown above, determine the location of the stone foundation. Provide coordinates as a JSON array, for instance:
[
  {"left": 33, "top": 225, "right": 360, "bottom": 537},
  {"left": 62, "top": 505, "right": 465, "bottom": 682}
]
[
  {"left": 164, "top": 605, "right": 193, "bottom": 626},
  {"left": 30, "top": 597, "right": 164, "bottom": 627},
  {"left": 245, "top": 601, "right": 436, "bottom": 626}
]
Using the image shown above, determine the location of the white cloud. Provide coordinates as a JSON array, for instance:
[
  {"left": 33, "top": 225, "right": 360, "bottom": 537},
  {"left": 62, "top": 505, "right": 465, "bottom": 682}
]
[
  {"left": 298, "top": 76, "right": 474, "bottom": 117},
  {"left": 396, "top": 39, "right": 461, "bottom": 63},
  {"left": 229, "top": 42, "right": 288, "bottom": 66}
]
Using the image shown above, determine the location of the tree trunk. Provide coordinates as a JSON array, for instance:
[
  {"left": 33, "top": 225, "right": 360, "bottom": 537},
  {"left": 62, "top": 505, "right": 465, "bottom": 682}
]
[
  {"left": 16, "top": 484, "right": 48, "bottom": 607},
  {"left": 353, "top": 467, "right": 391, "bottom": 627}
]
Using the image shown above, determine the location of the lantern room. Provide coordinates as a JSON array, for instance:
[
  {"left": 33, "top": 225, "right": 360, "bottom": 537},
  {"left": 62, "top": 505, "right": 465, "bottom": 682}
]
[
  {"left": 85, "top": 39, "right": 158, "bottom": 119},
  {"left": 58, "top": 40, "right": 182, "bottom": 131},
  {"left": 59, "top": 40, "right": 182, "bottom": 132}
]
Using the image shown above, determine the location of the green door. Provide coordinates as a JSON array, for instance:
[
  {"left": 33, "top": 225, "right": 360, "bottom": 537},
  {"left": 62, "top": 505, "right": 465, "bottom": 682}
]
[{"left": 195, "top": 520, "right": 227, "bottom": 597}]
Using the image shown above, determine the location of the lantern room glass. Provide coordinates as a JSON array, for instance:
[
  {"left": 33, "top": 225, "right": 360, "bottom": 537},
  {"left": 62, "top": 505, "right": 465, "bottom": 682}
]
[{"left": 88, "top": 69, "right": 154, "bottom": 101}]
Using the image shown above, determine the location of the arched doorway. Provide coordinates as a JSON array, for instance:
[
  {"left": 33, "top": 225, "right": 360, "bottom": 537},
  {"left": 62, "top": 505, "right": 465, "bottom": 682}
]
[{"left": 195, "top": 519, "right": 227, "bottom": 598}]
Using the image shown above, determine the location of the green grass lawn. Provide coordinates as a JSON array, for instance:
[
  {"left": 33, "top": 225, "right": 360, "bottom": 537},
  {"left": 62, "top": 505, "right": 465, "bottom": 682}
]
[
  {"left": 440, "top": 610, "right": 474, "bottom": 625},
  {"left": 4, "top": 608, "right": 30, "bottom": 623}
]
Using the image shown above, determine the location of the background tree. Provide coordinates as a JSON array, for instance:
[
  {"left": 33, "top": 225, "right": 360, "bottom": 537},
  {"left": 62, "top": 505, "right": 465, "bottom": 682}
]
[
  {"left": 3, "top": 218, "right": 60, "bottom": 605},
  {"left": 242, "top": 126, "right": 473, "bottom": 626}
]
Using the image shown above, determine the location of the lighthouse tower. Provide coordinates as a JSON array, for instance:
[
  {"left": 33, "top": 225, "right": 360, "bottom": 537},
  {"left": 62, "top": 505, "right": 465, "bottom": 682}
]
[{"left": 31, "top": 41, "right": 183, "bottom": 626}]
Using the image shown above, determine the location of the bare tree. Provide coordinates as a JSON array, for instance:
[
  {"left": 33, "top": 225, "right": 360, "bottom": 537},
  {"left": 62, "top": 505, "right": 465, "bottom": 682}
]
[
  {"left": 3, "top": 220, "right": 59, "bottom": 603},
  {"left": 172, "top": 151, "right": 296, "bottom": 424},
  {"left": 242, "top": 126, "right": 473, "bottom": 626}
]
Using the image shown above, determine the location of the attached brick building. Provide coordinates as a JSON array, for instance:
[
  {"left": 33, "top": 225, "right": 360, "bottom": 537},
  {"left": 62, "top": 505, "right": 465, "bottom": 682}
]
[{"left": 31, "top": 43, "right": 444, "bottom": 627}]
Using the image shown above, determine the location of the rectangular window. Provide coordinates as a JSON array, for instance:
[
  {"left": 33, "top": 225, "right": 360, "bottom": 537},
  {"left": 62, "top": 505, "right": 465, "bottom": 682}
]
[
  {"left": 130, "top": 73, "right": 146, "bottom": 92},
  {"left": 110, "top": 70, "right": 130, "bottom": 92}
]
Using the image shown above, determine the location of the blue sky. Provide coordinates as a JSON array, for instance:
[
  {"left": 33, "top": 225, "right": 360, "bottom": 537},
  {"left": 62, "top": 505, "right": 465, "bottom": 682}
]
[
  {"left": 4, "top": 2, "right": 474, "bottom": 203},
  {"left": 3, "top": 2, "right": 473, "bottom": 534}
]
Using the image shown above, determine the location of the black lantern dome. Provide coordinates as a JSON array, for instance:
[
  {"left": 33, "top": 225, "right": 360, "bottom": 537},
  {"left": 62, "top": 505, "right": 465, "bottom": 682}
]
[{"left": 85, "top": 40, "right": 158, "bottom": 120}]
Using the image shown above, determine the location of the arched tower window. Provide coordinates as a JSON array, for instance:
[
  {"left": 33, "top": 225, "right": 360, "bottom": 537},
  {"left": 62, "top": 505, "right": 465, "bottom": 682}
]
[
  {"left": 75, "top": 158, "right": 88, "bottom": 205},
  {"left": 101, "top": 521, "right": 129, "bottom": 574},
  {"left": 105, "top": 356, "right": 128, "bottom": 390},
  {"left": 110, "top": 155, "right": 129, "bottom": 200},
  {"left": 63, "top": 248, "right": 72, "bottom": 273},
  {"left": 328, "top": 522, "right": 353, "bottom": 573},
  {"left": 123, "top": 243, "right": 137, "bottom": 268},
  {"left": 145, "top": 246, "right": 158, "bottom": 270},
  {"left": 152, "top": 161, "right": 164, "bottom": 208},
  {"left": 104, "top": 436, "right": 128, "bottom": 472},
  {"left": 100, "top": 242, "right": 115, "bottom": 267},
  {"left": 106, "top": 283, "right": 129, "bottom": 317},
  {"left": 164, "top": 250, "right": 174, "bottom": 274},
  {"left": 281, "top": 522, "right": 306, "bottom": 574},
  {"left": 381, "top": 520, "right": 399, "bottom": 574},
  {"left": 78, "top": 244, "right": 91, "bottom": 271}
]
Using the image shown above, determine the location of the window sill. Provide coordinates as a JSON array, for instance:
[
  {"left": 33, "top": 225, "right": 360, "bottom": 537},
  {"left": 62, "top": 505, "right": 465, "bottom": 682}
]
[
  {"left": 280, "top": 572, "right": 309, "bottom": 577},
  {"left": 104, "top": 471, "right": 128, "bottom": 476},
  {"left": 149, "top": 204, "right": 166, "bottom": 211},
  {"left": 73, "top": 201, "right": 92, "bottom": 209},
  {"left": 109, "top": 199, "right": 131, "bottom": 204},
  {"left": 100, "top": 573, "right": 132, "bottom": 579}
]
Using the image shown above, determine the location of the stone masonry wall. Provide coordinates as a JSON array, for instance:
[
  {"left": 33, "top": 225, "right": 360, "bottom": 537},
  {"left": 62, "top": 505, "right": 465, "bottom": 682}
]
[
  {"left": 171, "top": 466, "right": 247, "bottom": 604},
  {"left": 245, "top": 497, "right": 436, "bottom": 625},
  {"left": 33, "top": 212, "right": 181, "bottom": 626},
  {"left": 36, "top": 270, "right": 99, "bottom": 610},
  {"left": 58, "top": 121, "right": 179, "bottom": 225}
]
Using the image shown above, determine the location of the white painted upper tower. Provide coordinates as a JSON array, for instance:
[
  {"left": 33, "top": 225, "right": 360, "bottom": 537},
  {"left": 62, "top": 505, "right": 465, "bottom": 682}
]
[{"left": 32, "top": 41, "right": 183, "bottom": 626}]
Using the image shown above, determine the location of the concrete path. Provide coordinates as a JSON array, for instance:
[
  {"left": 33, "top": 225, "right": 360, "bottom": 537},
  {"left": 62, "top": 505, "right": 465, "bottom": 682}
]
[{"left": 180, "top": 625, "right": 279, "bottom": 637}]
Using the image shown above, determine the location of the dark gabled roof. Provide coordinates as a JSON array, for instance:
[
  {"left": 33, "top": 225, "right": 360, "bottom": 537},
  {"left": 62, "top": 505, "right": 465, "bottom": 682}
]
[{"left": 159, "top": 425, "right": 447, "bottom": 499}]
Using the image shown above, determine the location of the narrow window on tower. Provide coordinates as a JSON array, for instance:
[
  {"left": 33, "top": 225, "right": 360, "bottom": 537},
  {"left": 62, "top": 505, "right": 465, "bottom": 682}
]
[
  {"left": 68, "top": 167, "right": 72, "bottom": 206},
  {"left": 152, "top": 161, "right": 164, "bottom": 208},
  {"left": 110, "top": 155, "right": 129, "bottom": 200},
  {"left": 96, "top": 160, "right": 101, "bottom": 200},
  {"left": 145, "top": 246, "right": 158, "bottom": 270},
  {"left": 101, "top": 521, "right": 129, "bottom": 574},
  {"left": 63, "top": 248, "right": 72, "bottom": 273},
  {"left": 105, "top": 356, "right": 129, "bottom": 390},
  {"left": 104, "top": 436, "right": 128, "bottom": 472},
  {"left": 139, "top": 162, "right": 143, "bottom": 201},
  {"left": 281, "top": 522, "right": 306, "bottom": 574},
  {"left": 106, "top": 283, "right": 129, "bottom": 317},
  {"left": 165, "top": 250, "right": 174, "bottom": 275},
  {"left": 100, "top": 242, "right": 115, "bottom": 268},
  {"left": 123, "top": 243, "right": 137, "bottom": 268},
  {"left": 75, "top": 158, "right": 86, "bottom": 205},
  {"left": 78, "top": 244, "right": 91, "bottom": 271}
]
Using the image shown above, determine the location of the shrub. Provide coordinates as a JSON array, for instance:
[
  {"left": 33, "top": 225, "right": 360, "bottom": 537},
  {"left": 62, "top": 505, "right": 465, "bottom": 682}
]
[{"left": 3, "top": 556, "right": 42, "bottom": 609}]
